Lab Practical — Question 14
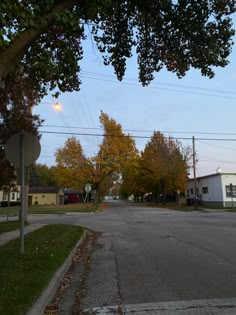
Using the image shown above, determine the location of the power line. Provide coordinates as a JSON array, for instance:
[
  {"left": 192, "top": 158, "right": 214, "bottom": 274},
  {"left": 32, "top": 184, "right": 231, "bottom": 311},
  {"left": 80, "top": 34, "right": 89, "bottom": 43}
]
[
  {"left": 198, "top": 140, "right": 236, "bottom": 151},
  {"left": 199, "top": 155, "right": 236, "bottom": 165},
  {"left": 39, "top": 130, "right": 236, "bottom": 142},
  {"left": 41, "top": 124, "right": 236, "bottom": 137},
  {"left": 80, "top": 72, "right": 236, "bottom": 100},
  {"left": 83, "top": 70, "right": 236, "bottom": 95},
  {"left": 82, "top": 75, "right": 236, "bottom": 100}
]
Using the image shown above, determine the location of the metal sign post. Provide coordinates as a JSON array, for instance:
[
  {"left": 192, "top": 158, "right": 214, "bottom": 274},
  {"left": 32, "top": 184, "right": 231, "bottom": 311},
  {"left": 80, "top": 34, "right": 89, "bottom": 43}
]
[
  {"left": 177, "top": 190, "right": 180, "bottom": 208},
  {"left": 5, "top": 132, "right": 41, "bottom": 255},
  {"left": 84, "top": 184, "right": 92, "bottom": 202},
  {"left": 20, "top": 133, "right": 25, "bottom": 255},
  {"left": 230, "top": 183, "right": 233, "bottom": 209}
]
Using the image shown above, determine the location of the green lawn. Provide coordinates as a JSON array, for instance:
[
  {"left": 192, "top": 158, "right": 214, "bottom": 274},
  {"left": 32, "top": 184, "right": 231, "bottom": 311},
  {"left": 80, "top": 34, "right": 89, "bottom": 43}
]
[
  {"left": 0, "top": 203, "right": 98, "bottom": 216},
  {"left": 142, "top": 202, "right": 207, "bottom": 212},
  {"left": 29, "top": 203, "right": 98, "bottom": 214},
  {"left": 0, "top": 224, "right": 84, "bottom": 315},
  {"left": 0, "top": 221, "right": 29, "bottom": 235}
]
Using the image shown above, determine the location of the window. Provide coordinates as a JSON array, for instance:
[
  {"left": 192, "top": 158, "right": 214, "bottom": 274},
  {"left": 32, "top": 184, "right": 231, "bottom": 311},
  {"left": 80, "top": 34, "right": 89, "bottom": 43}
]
[
  {"left": 2, "top": 191, "right": 7, "bottom": 201},
  {"left": 11, "top": 192, "right": 15, "bottom": 200},
  {"left": 202, "top": 187, "right": 208, "bottom": 194},
  {"left": 225, "top": 185, "right": 236, "bottom": 198},
  {"left": 190, "top": 188, "right": 193, "bottom": 195}
]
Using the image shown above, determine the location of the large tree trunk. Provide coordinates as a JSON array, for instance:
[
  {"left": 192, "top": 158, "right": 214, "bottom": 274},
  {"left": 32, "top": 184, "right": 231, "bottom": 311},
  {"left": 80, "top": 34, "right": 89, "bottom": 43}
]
[{"left": 95, "top": 182, "right": 101, "bottom": 204}]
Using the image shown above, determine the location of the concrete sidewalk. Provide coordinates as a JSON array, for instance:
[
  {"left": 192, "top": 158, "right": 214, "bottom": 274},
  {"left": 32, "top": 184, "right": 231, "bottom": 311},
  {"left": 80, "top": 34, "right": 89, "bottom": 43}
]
[{"left": 0, "top": 223, "right": 46, "bottom": 246}]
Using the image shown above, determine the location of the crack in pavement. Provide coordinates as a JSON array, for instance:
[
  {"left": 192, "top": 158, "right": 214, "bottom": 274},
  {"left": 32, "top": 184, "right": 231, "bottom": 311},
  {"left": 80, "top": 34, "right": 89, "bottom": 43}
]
[
  {"left": 160, "top": 233, "right": 235, "bottom": 266},
  {"left": 114, "top": 253, "right": 123, "bottom": 315}
]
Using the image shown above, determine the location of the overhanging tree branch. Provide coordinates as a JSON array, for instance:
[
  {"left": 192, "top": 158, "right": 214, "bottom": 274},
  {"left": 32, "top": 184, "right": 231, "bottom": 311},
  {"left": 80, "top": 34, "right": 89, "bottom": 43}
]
[{"left": 0, "top": 0, "right": 77, "bottom": 82}]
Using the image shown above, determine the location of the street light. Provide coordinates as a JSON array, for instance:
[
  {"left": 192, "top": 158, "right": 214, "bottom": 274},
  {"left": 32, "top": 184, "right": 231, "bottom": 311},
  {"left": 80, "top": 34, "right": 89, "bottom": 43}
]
[
  {"left": 31, "top": 101, "right": 63, "bottom": 112},
  {"left": 53, "top": 101, "right": 63, "bottom": 112}
]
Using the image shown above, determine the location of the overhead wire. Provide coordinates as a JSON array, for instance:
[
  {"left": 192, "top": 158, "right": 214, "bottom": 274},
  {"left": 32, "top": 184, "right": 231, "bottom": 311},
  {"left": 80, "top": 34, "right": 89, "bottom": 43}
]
[
  {"left": 39, "top": 130, "right": 236, "bottom": 142},
  {"left": 82, "top": 71, "right": 236, "bottom": 95},
  {"left": 80, "top": 71, "right": 236, "bottom": 100},
  {"left": 41, "top": 124, "right": 236, "bottom": 137},
  {"left": 80, "top": 85, "right": 101, "bottom": 148},
  {"left": 197, "top": 140, "right": 236, "bottom": 151},
  {"left": 199, "top": 155, "right": 236, "bottom": 165}
]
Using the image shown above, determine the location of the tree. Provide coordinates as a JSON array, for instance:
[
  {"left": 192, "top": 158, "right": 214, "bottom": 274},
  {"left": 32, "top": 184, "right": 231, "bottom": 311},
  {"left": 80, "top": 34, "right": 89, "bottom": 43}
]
[
  {"left": 93, "top": 111, "right": 138, "bottom": 201},
  {"left": 0, "top": 101, "right": 42, "bottom": 221},
  {"left": 54, "top": 137, "right": 93, "bottom": 189},
  {"left": 0, "top": 1, "right": 235, "bottom": 94},
  {"left": 120, "top": 154, "right": 145, "bottom": 201},
  {"left": 29, "top": 163, "right": 57, "bottom": 187},
  {"left": 140, "top": 131, "right": 191, "bottom": 201},
  {"left": 0, "top": 100, "right": 42, "bottom": 192}
]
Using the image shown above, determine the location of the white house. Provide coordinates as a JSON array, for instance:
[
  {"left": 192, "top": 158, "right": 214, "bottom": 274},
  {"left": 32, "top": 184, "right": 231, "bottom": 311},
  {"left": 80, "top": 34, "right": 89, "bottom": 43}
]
[
  {"left": 0, "top": 186, "right": 20, "bottom": 205},
  {"left": 186, "top": 172, "right": 236, "bottom": 207}
]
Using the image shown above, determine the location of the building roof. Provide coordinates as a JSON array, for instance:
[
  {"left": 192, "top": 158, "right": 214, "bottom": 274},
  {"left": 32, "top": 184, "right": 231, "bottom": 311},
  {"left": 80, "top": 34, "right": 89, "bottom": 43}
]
[
  {"left": 188, "top": 172, "right": 236, "bottom": 182},
  {"left": 28, "top": 186, "right": 62, "bottom": 194},
  {"left": 63, "top": 188, "right": 83, "bottom": 194}
]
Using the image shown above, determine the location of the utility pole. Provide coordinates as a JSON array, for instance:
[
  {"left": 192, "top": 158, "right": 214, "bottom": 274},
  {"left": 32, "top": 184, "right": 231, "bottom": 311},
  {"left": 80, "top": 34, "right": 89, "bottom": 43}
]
[{"left": 192, "top": 136, "right": 198, "bottom": 209}]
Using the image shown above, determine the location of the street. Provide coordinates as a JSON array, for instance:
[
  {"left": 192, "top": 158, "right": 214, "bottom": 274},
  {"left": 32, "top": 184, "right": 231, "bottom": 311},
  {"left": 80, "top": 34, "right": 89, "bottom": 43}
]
[{"left": 30, "top": 201, "right": 236, "bottom": 314}]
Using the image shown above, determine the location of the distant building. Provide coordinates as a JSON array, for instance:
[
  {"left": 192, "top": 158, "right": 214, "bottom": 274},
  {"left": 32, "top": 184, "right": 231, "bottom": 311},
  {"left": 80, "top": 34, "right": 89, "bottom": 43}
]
[
  {"left": 28, "top": 187, "right": 64, "bottom": 206},
  {"left": 0, "top": 186, "right": 20, "bottom": 206},
  {"left": 186, "top": 173, "right": 236, "bottom": 207}
]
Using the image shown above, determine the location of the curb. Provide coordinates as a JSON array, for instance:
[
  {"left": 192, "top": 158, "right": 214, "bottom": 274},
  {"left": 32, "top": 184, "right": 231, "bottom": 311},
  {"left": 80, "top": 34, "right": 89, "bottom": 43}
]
[{"left": 26, "top": 230, "right": 88, "bottom": 315}]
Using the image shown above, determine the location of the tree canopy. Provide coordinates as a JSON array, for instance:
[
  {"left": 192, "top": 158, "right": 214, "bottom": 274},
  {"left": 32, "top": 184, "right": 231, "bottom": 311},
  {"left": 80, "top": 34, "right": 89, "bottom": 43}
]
[
  {"left": 0, "top": 0, "right": 235, "bottom": 98},
  {"left": 140, "top": 131, "right": 191, "bottom": 198},
  {"left": 29, "top": 163, "right": 57, "bottom": 187},
  {"left": 93, "top": 111, "right": 138, "bottom": 200},
  {"left": 53, "top": 112, "right": 139, "bottom": 201},
  {"left": 45, "top": 112, "right": 193, "bottom": 202},
  {"left": 0, "top": 101, "right": 42, "bottom": 189},
  {"left": 54, "top": 136, "right": 93, "bottom": 189},
  {"left": 121, "top": 131, "right": 191, "bottom": 201},
  {"left": 94, "top": 111, "right": 138, "bottom": 176}
]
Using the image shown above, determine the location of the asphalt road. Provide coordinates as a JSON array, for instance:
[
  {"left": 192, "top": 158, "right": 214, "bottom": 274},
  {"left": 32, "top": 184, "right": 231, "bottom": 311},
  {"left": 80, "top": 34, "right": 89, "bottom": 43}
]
[{"left": 30, "top": 201, "right": 236, "bottom": 314}]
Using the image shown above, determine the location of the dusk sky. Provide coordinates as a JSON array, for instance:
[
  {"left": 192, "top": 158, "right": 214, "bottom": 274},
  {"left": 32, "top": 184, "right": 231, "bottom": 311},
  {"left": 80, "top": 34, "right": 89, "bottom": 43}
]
[{"left": 33, "top": 22, "right": 236, "bottom": 178}]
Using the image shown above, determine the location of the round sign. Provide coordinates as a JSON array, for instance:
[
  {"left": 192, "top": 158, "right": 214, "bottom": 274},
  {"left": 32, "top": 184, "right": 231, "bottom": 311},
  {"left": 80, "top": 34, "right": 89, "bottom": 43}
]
[
  {"left": 5, "top": 132, "right": 41, "bottom": 167},
  {"left": 85, "top": 184, "right": 92, "bottom": 193}
]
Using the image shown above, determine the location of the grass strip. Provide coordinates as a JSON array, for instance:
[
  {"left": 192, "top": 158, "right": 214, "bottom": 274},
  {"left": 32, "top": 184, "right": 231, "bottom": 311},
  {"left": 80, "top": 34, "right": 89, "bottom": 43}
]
[
  {"left": 28, "top": 204, "right": 98, "bottom": 214},
  {"left": 0, "top": 203, "right": 98, "bottom": 216},
  {"left": 0, "top": 224, "right": 84, "bottom": 315},
  {"left": 0, "top": 221, "right": 24, "bottom": 235}
]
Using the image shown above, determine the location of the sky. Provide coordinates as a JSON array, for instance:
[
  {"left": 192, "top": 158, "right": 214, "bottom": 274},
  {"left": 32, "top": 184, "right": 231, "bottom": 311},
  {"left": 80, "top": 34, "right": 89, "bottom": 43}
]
[{"left": 33, "top": 22, "right": 236, "bottom": 179}]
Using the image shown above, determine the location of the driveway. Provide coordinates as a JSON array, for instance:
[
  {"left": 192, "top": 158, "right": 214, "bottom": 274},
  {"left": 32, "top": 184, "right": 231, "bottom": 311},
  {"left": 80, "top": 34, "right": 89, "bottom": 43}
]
[{"left": 29, "top": 201, "right": 236, "bottom": 314}]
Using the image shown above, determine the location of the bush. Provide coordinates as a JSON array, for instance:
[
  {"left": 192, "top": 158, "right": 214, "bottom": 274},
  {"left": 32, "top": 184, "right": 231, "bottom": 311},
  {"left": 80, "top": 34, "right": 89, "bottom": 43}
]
[{"left": 1, "top": 201, "right": 20, "bottom": 207}]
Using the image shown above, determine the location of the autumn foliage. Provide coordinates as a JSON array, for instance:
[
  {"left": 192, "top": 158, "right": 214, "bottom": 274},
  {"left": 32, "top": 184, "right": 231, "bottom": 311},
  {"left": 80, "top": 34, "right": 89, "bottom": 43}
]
[
  {"left": 52, "top": 113, "right": 190, "bottom": 203},
  {"left": 139, "top": 132, "right": 191, "bottom": 200},
  {"left": 54, "top": 137, "right": 93, "bottom": 190}
]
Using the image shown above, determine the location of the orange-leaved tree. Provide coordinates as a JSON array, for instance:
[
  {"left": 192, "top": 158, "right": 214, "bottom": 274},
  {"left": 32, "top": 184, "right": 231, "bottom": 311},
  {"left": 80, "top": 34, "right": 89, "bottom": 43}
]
[
  {"left": 140, "top": 131, "right": 191, "bottom": 201},
  {"left": 54, "top": 137, "right": 93, "bottom": 190},
  {"left": 120, "top": 153, "right": 146, "bottom": 201},
  {"left": 93, "top": 111, "right": 138, "bottom": 202}
]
